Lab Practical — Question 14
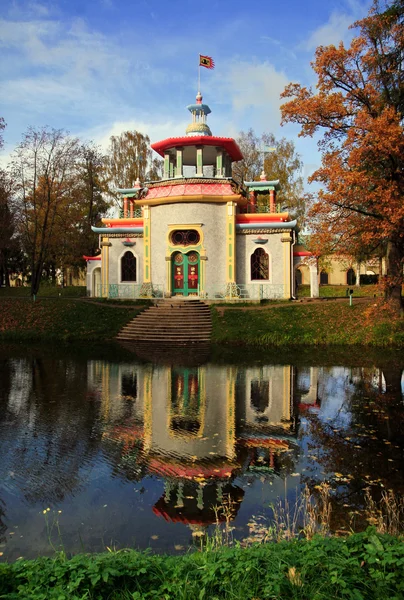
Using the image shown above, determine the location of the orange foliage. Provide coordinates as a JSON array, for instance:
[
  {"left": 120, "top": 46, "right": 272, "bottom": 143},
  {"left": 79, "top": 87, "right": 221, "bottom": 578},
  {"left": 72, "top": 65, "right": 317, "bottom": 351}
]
[{"left": 281, "top": 1, "right": 404, "bottom": 310}]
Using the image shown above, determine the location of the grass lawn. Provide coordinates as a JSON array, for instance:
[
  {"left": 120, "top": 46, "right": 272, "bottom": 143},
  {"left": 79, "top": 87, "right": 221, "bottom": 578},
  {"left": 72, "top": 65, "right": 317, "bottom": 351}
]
[
  {"left": 211, "top": 299, "right": 404, "bottom": 347},
  {"left": 298, "top": 284, "right": 382, "bottom": 298},
  {"left": 0, "top": 285, "right": 87, "bottom": 298},
  {"left": 0, "top": 298, "right": 142, "bottom": 342}
]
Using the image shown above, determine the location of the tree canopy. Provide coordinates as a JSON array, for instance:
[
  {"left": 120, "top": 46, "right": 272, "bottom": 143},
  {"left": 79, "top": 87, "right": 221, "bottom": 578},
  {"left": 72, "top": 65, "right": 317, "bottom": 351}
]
[
  {"left": 104, "top": 130, "right": 162, "bottom": 196},
  {"left": 232, "top": 129, "right": 305, "bottom": 222},
  {"left": 281, "top": 0, "right": 404, "bottom": 309}
]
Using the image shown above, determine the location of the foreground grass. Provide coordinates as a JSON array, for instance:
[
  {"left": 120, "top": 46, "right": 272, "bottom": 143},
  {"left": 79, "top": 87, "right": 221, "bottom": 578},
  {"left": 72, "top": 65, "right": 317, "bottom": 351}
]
[
  {"left": 212, "top": 300, "right": 404, "bottom": 347},
  {"left": 0, "top": 299, "right": 142, "bottom": 342},
  {"left": 0, "top": 530, "right": 403, "bottom": 599}
]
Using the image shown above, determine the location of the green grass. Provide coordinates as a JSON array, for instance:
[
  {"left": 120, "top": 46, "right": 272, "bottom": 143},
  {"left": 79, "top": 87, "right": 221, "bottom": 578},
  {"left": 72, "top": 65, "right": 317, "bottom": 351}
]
[
  {"left": 298, "top": 284, "right": 381, "bottom": 298},
  {"left": 0, "top": 285, "right": 87, "bottom": 298},
  {"left": 211, "top": 301, "right": 404, "bottom": 347},
  {"left": 1, "top": 530, "right": 403, "bottom": 599},
  {"left": 0, "top": 298, "right": 142, "bottom": 342}
]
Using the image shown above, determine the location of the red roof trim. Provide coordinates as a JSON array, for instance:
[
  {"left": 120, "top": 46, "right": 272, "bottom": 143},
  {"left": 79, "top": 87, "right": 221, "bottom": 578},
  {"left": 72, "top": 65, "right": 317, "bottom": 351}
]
[
  {"left": 151, "top": 136, "right": 243, "bottom": 162},
  {"left": 294, "top": 251, "right": 312, "bottom": 257},
  {"left": 83, "top": 255, "right": 101, "bottom": 261}
]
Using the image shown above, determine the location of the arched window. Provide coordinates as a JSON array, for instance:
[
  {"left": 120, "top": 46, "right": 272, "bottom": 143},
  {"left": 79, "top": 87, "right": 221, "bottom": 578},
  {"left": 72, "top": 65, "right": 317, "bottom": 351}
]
[
  {"left": 251, "top": 248, "right": 269, "bottom": 280},
  {"left": 121, "top": 251, "right": 137, "bottom": 282},
  {"left": 347, "top": 268, "right": 356, "bottom": 285},
  {"left": 320, "top": 271, "right": 328, "bottom": 285},
  {"left": 295, "top": 268, "right": 302, "bottom": 286}
]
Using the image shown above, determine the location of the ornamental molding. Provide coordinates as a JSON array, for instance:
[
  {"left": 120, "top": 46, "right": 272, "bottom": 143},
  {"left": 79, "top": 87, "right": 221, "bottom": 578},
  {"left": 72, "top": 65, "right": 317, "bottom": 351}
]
[
  {"left": 104, "top": 233, "right": 143, "bottom": 239},
  {"left": 237, "top": 229, "right": 286, "bottom": 235}
]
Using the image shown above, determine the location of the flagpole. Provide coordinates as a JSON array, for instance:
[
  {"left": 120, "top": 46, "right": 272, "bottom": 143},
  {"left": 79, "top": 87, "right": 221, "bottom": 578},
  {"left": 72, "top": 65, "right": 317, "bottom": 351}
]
[{"left": 198, "top": 55, "right": 201, "bottom": 92}]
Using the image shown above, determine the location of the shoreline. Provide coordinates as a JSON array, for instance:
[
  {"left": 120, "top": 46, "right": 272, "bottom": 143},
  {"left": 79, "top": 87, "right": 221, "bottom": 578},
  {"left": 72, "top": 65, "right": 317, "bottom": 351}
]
[{"left": 0, "top": 296, "right": 403, "bottom": 347}]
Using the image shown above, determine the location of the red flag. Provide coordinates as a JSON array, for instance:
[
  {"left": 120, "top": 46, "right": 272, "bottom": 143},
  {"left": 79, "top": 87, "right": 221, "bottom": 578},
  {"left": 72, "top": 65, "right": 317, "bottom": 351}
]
[{"left": 199, "top": 55, "right": 215, "bottom": 69}]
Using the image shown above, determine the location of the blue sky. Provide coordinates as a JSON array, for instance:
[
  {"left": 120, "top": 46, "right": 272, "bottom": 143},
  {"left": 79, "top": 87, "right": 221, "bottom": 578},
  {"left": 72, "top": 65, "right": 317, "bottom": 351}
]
[{"left": 0, "top": 0, "right": 372, "bottom": 178}]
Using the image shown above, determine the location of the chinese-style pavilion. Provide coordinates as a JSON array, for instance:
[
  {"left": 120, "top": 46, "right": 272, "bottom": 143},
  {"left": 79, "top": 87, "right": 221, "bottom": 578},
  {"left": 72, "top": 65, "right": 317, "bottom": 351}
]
[{"left": 85, "top": 91, "right": 318, "bottom": 300}]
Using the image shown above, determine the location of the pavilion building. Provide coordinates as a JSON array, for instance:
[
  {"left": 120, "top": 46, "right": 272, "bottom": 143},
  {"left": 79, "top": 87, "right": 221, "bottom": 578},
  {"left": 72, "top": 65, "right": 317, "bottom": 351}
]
[{"left": 84, "top": 92, "right": 318, "bottom": 300}]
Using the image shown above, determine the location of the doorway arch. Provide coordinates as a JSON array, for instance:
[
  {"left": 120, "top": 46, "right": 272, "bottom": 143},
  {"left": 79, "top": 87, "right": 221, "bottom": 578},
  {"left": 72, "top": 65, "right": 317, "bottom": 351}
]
[{"left": 172, "top": 251, "right": 200, "bottom": 296}]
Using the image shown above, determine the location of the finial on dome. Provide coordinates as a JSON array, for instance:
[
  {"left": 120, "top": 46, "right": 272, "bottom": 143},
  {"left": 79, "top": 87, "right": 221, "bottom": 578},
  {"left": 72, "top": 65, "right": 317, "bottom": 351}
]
[
  {"left": 196, "top": 91, "right": 203, "bottom": 105},
  {"left": 135, "top": 177, "right": 141, "bottom": 188},
  {"left": 260, "top": 170, "right": 267, "bottom": 181}
]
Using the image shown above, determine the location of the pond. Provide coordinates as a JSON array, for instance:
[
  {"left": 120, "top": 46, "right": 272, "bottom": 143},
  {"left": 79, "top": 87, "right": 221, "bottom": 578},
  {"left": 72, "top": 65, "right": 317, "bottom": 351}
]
[{"left": 0, "top": 343, "right": 403, "bottom": 561}]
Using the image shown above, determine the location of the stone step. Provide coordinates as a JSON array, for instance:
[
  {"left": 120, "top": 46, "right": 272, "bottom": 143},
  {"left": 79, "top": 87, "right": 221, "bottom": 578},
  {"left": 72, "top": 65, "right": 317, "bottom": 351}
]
[{"left": 117, "top": 300, "right": 212, "bottom": 344}]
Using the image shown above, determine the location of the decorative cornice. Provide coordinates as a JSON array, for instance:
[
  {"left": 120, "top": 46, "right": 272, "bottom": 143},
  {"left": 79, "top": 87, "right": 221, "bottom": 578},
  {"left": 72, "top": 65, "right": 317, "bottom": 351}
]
[
  {"left": 103, "top": 233, "right": 143, "bottom": 239},
  {"left": 237, "top": 229, "right": 286, "bottom": 235},
  {"left": 141, "top": 194, "right": 245, "bottom": 207}
]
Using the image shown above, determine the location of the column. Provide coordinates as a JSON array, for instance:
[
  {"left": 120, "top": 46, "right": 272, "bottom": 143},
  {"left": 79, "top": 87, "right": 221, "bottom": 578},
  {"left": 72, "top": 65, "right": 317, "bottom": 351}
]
[
  {"left": 175, "top": 147, "right": 183, "bottom": 178},
  {"left": 216, "top": 148, "right": 223, "bottom": 178},
  {"left": 282, "top": 232, "right": 292, "bottom": 299},
  {"left": 196, "top": 146, "right": 203, "bottom": 176},
  {"left": 129, "top": 199, "right": 134, "bottom": 218},
  {"left": 164, "top": 152, "right": 170, "bottom": 179},
  {"left": 225, "top": 202, "right": 237, "bottom": 298},
  {"left": 100, "top": 237, "right": 112, "bottom": 298},
  {"left": 123, "top": 197, "right": 128, "bottom": 218},
  {"left": 309, "top": 261, "right": 319, "bottom": 298},
  {"left": 249, "top": 191, "right": 257, "bottom": 214},
  {"left": 269, "top": 189, "right": 276, "bottom": 213},
  {"left": 140, "top": 206, "right": 152, "bottom": 297}
]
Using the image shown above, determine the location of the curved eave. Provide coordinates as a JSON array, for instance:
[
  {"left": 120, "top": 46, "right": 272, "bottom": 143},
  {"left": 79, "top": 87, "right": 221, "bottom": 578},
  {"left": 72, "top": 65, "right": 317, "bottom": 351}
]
[
  {"left": 236, "top": 220, "right": 297, "bottom": 230},
  {"left": 83, "top": 255, "right": 101, "bottom": 261},
  {"left": 102, "top": 218, "right": 143, "bottom": 227},
  {"left": 186, "top": 103, "right": 211, "bottom": 114},
  {"left": 244, "top": 179, "right": 280, "bottom": 191},
  {"left": 91, "top": 226, "right": 144, "bottom": 234},
  {"left": 151, "top": 136, "right": 244, "bottom": 161},
  {"left": 294, "top": 250, "right": 312, "bottom": 257},
  {"left": 116, "top": 187, "right": 143, "bottom": 194},
  {"left": 237, "top": 213, "right": 290, "bottom": 223},
  {"left": 141, "top": 194, "right": 246, "bottom": 207}
]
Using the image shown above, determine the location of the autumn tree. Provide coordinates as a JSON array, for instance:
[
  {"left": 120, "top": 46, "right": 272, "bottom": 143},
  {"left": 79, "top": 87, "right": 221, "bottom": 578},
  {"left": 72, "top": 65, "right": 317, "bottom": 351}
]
[
  {"left": 232, "top": 129, "right": 305, "bottom": 222},
  {"left": 0, "top": 169, "right": 18, "bottom": 286},
  {"left": 281, "top": 0, "right": 404, "bottom": 310},
  {"left": 46, "top": 142, "right": 110, "bottom": 281},
  {"left": 104, "top": 131, "right": 163, "bottom": 203},
  {"left": 12, "top": 127, "right": 82, "bottom": 297}
]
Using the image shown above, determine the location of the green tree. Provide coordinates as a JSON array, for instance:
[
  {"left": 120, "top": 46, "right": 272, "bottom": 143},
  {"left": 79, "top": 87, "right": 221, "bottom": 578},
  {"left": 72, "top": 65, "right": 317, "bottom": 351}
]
[
  {"left": 104, "top": 131, "right": 163, "bottom": 202},
  {"left": 281, "top": 0, "right": 404, "bottom": 310},
  {"left": 232, "top": 129, "right": 305, "bottom": 222}
]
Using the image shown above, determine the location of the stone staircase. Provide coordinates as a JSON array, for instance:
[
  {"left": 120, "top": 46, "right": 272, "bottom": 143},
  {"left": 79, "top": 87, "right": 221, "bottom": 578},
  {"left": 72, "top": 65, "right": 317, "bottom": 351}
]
[{"left": 116, "top": 299, "right": 212, "bottom": 346}]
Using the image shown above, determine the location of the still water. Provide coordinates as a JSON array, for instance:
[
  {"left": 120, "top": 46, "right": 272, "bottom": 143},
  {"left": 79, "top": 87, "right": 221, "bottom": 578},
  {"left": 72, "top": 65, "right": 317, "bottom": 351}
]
[{"left": 0, "top": 344, "right": 403, "bottom": 561}]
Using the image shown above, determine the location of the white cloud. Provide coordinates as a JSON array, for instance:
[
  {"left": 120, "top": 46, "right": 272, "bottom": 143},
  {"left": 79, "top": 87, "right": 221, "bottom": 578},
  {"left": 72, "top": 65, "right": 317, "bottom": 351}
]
[
  {"left": 81, "top": 118, "right": 190, "bottom": 151},
  {"left": 303, "top": 1, "right": 371, "bottom": 51},
  {"left": 214, "top": 60, "right": 289, "bottom": 133}
]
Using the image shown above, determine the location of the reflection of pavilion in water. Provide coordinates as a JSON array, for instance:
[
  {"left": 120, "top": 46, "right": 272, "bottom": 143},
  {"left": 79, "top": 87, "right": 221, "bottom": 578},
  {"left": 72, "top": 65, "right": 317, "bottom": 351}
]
[{"left": 88, "top": 361, "right": 319, "bottom": 528}]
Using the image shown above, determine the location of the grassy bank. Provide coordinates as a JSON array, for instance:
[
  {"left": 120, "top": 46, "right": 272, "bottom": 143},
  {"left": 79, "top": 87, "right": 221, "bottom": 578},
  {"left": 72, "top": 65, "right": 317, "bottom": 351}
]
[
  {"left": 1, "top": 295, "right": 403, "bottom": 346},
  {"left": 211, "top": 300, "right": 404, "bottom": 347},
  {"left": 0, "top": 530, "right": 403, "bottom": 599},
  {"left": 0, "top": 298, "right": 143, "bottom": 342}
]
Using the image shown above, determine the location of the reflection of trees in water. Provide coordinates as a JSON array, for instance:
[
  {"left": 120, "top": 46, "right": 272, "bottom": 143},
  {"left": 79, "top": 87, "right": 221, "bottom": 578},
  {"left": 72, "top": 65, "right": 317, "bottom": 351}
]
[
  {"left": 0, "top": 497, "right": 7, "bottom": 544},
  {"left": 301, "top": 365, "right": 404, "bottom": 530},
  {"left": 0, "top": 357, "right": 103, "bottom": 505}
]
